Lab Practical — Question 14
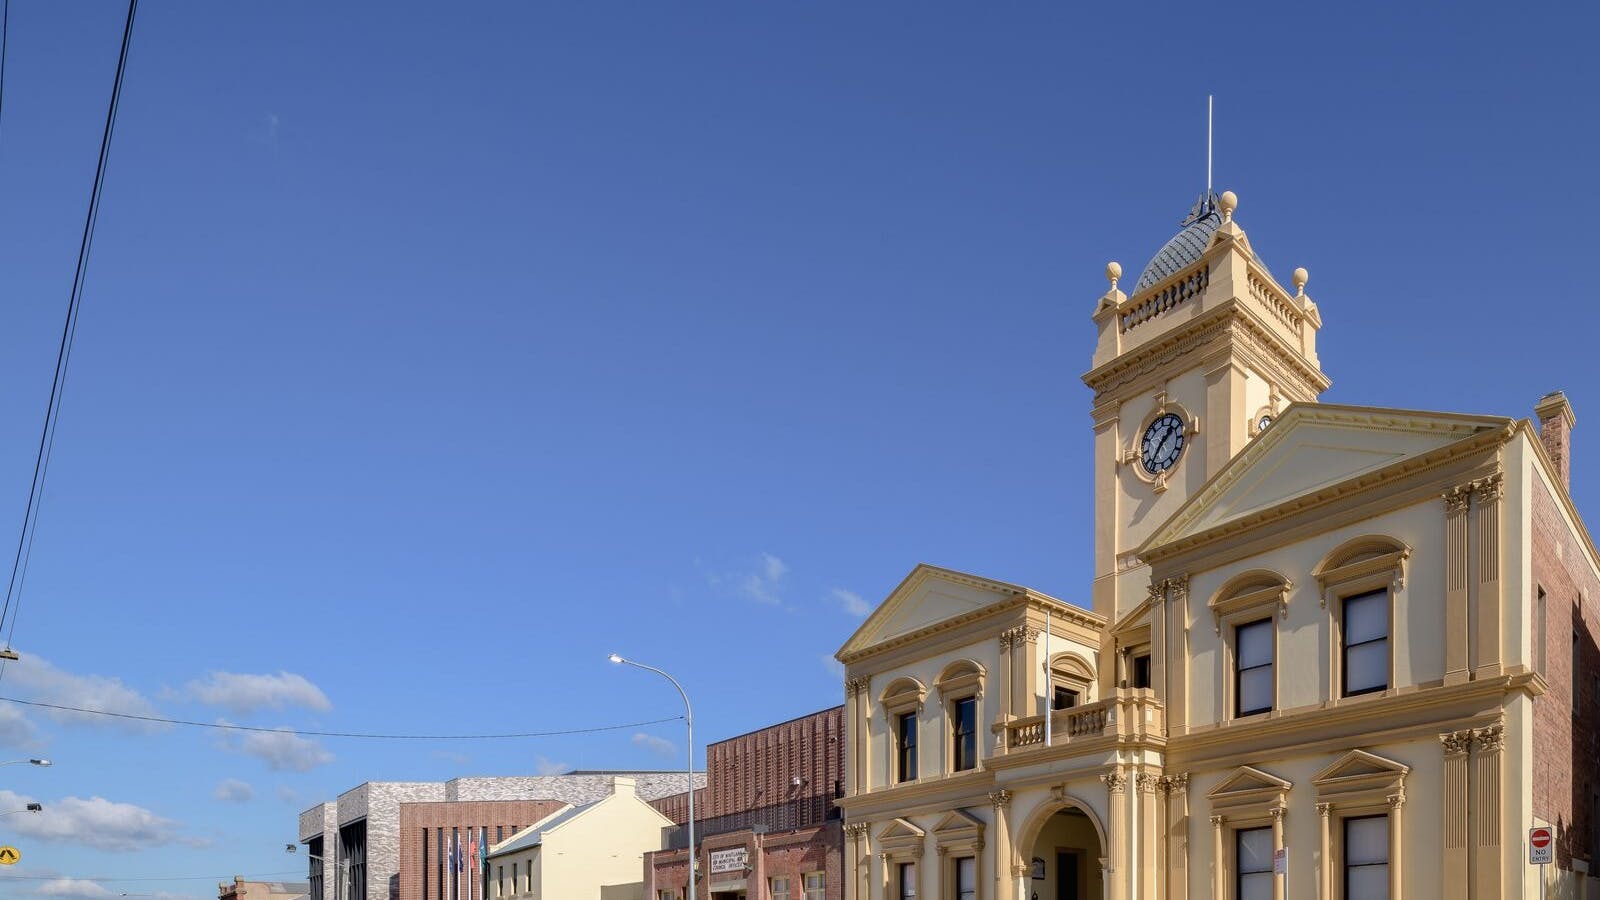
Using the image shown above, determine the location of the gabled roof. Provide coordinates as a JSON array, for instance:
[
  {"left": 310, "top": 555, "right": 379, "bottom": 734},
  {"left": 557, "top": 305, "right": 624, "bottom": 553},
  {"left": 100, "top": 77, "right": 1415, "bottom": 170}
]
[
  {"left": 487, "top": 802, "right": 584, "bottom": 858},
  {"left": 835, "top": 564, "right": 1099, "bottom": 664},
  {"left": 1139, "top": 402, "right": 1513, "bottom": 560}
]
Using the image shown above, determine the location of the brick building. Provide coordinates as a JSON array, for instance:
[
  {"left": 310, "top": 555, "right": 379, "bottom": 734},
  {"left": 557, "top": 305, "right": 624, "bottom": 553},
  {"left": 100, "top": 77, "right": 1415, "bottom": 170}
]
[
  {"left": 299, "top": 771, "right": 704, "bottom": 900},
  {"left": 646, "top": 706, "right": 844, "bottom": 900},
  {"left": 397, "top": 799, "right": 568, "bottom": 900}
]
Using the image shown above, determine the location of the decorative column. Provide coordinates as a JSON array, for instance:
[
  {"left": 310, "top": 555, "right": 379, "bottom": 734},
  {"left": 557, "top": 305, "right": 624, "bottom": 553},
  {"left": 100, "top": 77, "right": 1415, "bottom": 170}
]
[
  {"left": 1008, "top": 626, "right": 1041, "bottom": 718},
  {"left": 1103, "top": 771, "right": 1128, "bottom": 900},
  {"left": 1386, "top": 790, "right": 1405, "bottom": 900},
  {"left": 1439, "top": 730, "right": 1472, "bottom": 899},
  {"left": 845, "top": 677, "right": 866, "bottom": 795},
  {"left": 1316, "top": 804, "right": 1332, "bottom": 900},
  {"left": 1471, "top": 475, "right": 1504, "bottom": 678},
  {"left": 845, "top": 823, "right": 870, "bottom": 900},
  {"left": 1471, "top": 724, "right": 1504, "bottom": 898},
  {"left": 1443, "top": 487, "right": 1471, "bottom": 684},
  {"left": 1268, "top": 807, "right": 1286, "bottom": 900},
  {"left": 998, "top": 631, "right": 1015, "bottom": 725},
  {"left": 1161, "top": 774, "right": 1190, "bottom": 900},
  {"left": 989, "top": 790, "right": 1012, "bottom": 900},
  {"left": 1136, "top": 773, "right": 1161, "bottom": 900},
  {"left": 1209, "top": 814, "right": 1227, "bottom": 900}
]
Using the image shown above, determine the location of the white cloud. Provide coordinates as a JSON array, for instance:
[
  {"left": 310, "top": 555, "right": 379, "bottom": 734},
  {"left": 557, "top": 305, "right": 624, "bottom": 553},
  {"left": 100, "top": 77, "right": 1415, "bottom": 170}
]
[
  {"left": 186, "top": 671, "right": 331, "bottom": 715},
  {"left": 631, "top": 732, "right": 676, "bottom": 757},
  {"left": 34, "top": 879, "right": 116, "bottom": 899},
  {"left": 0, "top": 789, "right": 182, "bottom": 852},
  {"left": 832, "top": 588, "right": 870, "bottom": 617},
  {"left": 3, "top": 656, "right": 161, "bottom": 731},
  {"left": 218, "top": 724, "right": 334, "bottom": 772},
  {"left": 0, "top": 701, "right": 41, "bottom": 749},
  {"left": 533, "top": 755, "right": 570, "bottom": 776},
  {"left": 213, "top": 778, "right": 254, "bottom": 803},
  {"left": 710, "top": 553, "right": 789, "bottom": 605},
  {"left": 820, "top": 655, "right": 846, "bottom": 680}
]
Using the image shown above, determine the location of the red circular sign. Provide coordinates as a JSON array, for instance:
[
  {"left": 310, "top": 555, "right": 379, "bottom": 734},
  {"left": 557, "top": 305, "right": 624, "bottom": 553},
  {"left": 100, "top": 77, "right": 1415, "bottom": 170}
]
[{"left": 1531, "top": 829, "right": 1552, "bottom": 848}]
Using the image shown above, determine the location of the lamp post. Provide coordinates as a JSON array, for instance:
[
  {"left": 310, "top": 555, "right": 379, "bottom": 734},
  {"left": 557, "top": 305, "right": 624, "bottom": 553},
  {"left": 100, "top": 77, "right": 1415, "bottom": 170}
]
[
  {"left": 0, "top": 758, "right": 50, "bottom": 767},
  {"left": 0, "top": 803, "right": 42, "bottom": 817},
  {"left": 609, "top": 653, "right": 695, "bottom": 900},
  {"left": 287, "top": 846, "right": 345, "bottom": 900}
]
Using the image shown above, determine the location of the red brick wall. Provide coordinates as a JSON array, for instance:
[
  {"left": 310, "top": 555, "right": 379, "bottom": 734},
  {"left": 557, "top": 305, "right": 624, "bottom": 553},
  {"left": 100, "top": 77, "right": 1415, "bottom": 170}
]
[
  {"left": 1531, "top": 479, "right": 1600, "bottom": 869},
  {"left": 706, "top": 707, "right": 844, "bottom": 820},
  {"left": 650, "top": 788, "right": 705, "bottom": 825},
  {"left": 644, "top": 823, "right": 843, "bottom": 900},
  {"left": 396, "top": 800, "right": 567, "bottom": 900}
]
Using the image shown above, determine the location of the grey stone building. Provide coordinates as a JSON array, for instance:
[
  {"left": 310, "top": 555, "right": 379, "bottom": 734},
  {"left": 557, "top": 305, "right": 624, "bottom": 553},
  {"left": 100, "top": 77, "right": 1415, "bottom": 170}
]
[{"left": 297, "top": 771, "right": 703, "bottom": 900}]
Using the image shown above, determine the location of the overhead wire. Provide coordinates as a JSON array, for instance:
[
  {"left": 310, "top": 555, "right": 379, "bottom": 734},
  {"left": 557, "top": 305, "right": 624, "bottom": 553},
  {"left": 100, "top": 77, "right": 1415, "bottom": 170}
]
[
  {"left": 0, "top": 695, "right": 684, "bottom": 740},
  {"left": 0, "top": 0, "right": 140, "bottom": 668},
  {"left": 0, "top": 871, "right": 306, "bottom": 883}
]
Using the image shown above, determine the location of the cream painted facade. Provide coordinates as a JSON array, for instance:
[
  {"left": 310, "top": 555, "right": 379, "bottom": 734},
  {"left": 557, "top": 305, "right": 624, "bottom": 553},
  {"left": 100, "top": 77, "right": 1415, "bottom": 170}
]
[
  {"left": 836, "top": 191, "right": 1595, "bottom": 899},
  {"left": 486, "top": 777, "right": 674, "bottom": 900}
]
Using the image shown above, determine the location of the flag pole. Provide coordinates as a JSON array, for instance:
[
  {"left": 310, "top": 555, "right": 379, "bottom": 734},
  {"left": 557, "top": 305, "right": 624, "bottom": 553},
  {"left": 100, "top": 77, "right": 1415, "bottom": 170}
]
[{"left": 1043, "top": 606, "right": 1053, "bottom": 746}]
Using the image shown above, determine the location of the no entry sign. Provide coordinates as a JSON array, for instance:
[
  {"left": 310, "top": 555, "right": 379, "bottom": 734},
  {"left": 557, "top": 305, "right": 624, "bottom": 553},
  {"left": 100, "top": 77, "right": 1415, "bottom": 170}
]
[{"left": 1529, "top": 826, "right": 1554, "bottom": 865}]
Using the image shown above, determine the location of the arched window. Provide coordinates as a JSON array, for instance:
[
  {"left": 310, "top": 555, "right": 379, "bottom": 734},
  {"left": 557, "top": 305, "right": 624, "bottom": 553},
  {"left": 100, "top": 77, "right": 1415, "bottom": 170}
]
[{"left": 1047, "top": 652, "right": 1095, "bottom": 712}]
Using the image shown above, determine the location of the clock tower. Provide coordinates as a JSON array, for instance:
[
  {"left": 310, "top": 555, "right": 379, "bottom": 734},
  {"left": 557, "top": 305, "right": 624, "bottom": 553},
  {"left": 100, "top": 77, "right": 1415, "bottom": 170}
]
[{"left": 1083, "top": 190, "right": 1329, "bottom": 623}]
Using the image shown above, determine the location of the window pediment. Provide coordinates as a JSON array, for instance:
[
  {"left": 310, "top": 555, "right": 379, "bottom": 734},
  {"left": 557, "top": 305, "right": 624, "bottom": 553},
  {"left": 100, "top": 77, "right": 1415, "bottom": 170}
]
[
  {"left": 1313, "top": 749, "right": 1409, "bottom": 808},
  {"left": 880, "top": 678, "right": 927, "bottom": 716},
  {"left": 935, "top": 660, "right": 985, "bottom": 699},
  {"left": 932, "top": 809, "right": 985, "bottom": 853},
  {"left": 1314, "top": 537, "right": 1410, "bottom": 607},
  {"left": 1207, "top": 765, "right": 1291, "bottom": 817},
  {"left": 1209, "top": 570, "right": 1291, "bottom": 633},
  {"left": 878, "top": 818, "right": 926, "bottom": 857}
]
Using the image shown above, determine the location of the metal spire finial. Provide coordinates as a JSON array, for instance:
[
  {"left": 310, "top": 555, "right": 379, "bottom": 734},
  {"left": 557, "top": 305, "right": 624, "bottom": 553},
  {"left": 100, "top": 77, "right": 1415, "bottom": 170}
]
[{"left": 1207, "top": 95, "right": 1213, "bottom": 197}]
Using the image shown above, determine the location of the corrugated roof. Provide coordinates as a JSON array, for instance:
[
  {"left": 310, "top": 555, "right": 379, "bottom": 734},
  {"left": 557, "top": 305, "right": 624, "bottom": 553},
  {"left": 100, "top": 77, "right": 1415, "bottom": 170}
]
[{"left": 486, "top": 802, "right": 592, "bottom": 858}]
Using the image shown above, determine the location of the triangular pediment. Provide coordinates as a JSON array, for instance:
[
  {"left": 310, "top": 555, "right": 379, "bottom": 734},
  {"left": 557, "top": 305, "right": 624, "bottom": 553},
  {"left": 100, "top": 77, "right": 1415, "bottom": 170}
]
[
  {"left": 1313, "top": 749, "right": 1409, "bottom": 785},
  {"left": 836, "top": 564, "right": 1044, "bottom": 660},
  {"left": 1142, "top": 403, "right": 1512, "bottom": 555},
  {"left": 1207, "top": 765, "right": 1292, "bottom": 799},
  {"left": 878, "top": 818, "right": 925, "bottom": 840},
  {"left": 1111, "top": 598, "right": 1153, "bottom": 635}
]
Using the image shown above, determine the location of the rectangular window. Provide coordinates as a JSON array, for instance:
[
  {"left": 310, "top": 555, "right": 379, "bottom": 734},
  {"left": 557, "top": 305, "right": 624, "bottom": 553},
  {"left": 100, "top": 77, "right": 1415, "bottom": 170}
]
[
  {"left": 1342, "top": 590, "right": 1389, "bottom": 696},
  {"left": 897, "top": 712, "right": 918, "bottom": 782},
  {"left": 1344, "top": 815, "right": 1389, "bottom": 899},
  {"left": 512, "top": 863, "right": 518, "bottom": 898},
  {"left": 1236, "top": 826, "right": 1273, "bottom": 900},
  {"left": 497, "top": 865, "right": 504, "bottom": 898},
  {"left": 1053, "top": 685, "right": 1079, "bottom": 710},
  {"left": 952, "top": 697, "right": 978, "bottom": 772},
  {"left": 770, "top": 875, "right": 790, "bottom": 899},
  {"left": 803, "top": 872, "right": 825, "bottom": 900},
  {"left": 1537, "top": 587, "right": 1547, "bottom": 671},
  {"left": 1132, "top": 653, "right": 1152, "bottom": 689},
  {"left": 1235, "top": 619, "right": 1274, "bottom": 716},
  {"left": 955, "top": 857, "right": 976, "bottom": 900},
  {"left": 897, "top": 862, "right": 916, "bottom": 900},
  {"left": 660, "top": 892, "right": 674, "bottom": 900}
]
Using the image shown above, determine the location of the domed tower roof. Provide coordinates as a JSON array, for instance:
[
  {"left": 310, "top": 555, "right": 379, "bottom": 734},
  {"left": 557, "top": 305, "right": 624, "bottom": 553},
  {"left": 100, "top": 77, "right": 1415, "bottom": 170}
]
[{"left": 1132, "top": 193, "right": 1223, "bottom": 293}]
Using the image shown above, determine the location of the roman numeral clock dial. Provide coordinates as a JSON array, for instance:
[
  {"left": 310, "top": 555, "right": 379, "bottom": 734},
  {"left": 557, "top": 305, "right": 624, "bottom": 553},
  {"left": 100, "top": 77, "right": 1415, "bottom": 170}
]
[{"left": 1140, "top": 412, "right": 1185, "bottom": 476}]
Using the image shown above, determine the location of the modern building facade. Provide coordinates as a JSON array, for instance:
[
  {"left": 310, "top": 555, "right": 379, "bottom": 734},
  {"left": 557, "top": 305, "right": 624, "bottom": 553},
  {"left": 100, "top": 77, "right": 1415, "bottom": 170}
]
[
  {"left": 646, "top": 706, "right": 845, "bottom": 900},
  {"left": 398, "top": 798, "right": 570, "bottom": 900},
  {"left": 486, "top": 776, "right": 675, "bottom": 900},
  {"left": 299, "top": 771, "right": 704, "bottom": 900},
  {"left": 218, "top": 878, "right": 310, "bottom": 900},
  {"left": 836, "top": 190, "right": 1600, "bottom": 899}
]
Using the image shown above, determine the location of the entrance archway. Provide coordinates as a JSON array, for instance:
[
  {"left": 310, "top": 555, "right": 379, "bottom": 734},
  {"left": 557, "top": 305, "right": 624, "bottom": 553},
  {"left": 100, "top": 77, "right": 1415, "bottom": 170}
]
[{"left": 1016, "top": 801, "right": 1105, "bottom": 900}]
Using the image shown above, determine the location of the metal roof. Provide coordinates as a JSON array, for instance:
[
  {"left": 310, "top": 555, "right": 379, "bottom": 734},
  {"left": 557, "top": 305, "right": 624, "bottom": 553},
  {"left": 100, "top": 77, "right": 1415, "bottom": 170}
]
[
  {"left": 1133, "top": 193, "right": 1223, "bottom": 292},
  {"left": 486, "top": 801, "right": 591, "bottom": 858}
]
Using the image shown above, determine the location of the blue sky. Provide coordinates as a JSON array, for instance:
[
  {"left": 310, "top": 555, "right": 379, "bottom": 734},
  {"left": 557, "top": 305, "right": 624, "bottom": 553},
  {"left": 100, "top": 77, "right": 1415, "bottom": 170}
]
[{"left": 0, "top": 1, "right": 1595, "bottom": 896}]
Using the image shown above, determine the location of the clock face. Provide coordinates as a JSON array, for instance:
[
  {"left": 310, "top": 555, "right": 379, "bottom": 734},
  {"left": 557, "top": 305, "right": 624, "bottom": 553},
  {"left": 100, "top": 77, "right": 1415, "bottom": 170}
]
[{"left": 1140, "top": 413, "right": 1185, "bottom": 475}]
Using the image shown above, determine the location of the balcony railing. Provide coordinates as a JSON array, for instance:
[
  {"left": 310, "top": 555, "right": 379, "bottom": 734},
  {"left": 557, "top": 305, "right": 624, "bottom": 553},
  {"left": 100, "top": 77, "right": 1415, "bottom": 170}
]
[{"left": 994, "top": 691, "right": 1164, "bottom": 753}]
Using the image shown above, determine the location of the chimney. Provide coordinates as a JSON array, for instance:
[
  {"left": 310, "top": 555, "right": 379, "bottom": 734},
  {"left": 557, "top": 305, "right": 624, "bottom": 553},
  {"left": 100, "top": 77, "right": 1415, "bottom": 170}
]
[
  {"left": 1535, "top": 391, "right": 1577, "bottom": 489},
  {"left": 610, "top": 775, "right": 636, "bottom": 798}
]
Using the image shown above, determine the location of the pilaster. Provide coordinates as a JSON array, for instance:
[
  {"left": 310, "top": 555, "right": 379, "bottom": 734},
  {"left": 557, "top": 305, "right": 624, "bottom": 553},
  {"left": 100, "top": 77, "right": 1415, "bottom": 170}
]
[
  {"left": 1161, "top": 774, "right": 1190, "bottom": 900},
  {"left": 1443, "top": 487, "right": 1471, "bottom": 684},
  {"left": 1136, "top": 772, "right": 1161, "bottom": 900},
  {"left": 997, "top": 631, "right": 1015, "bottom": 723},
  {"left": 1471, "top": 724, "right": 1504, "bottom": 898},
  {"left": 1439, "top": 729, "right": 1472, "bottom": 899},
  {"left": 1471, "top": 474, "right": 1504, "bottom": 678},
  {"left": 1209, "top": 814, "right": 1226, "bottom": 900},
  {"left": 1006, "top": 626, "right": 1040, "bottom": 717},
  {"left": 989, "top": 790, "right": 1011, "bottom": 900},
  {"left": 1316, "top": 803, "right": 1332, "bottom": 900},
  {"left": 845, "top": 822, "right": 870, "bottom": 900},
  {"left": 1104, "top": 770, "right": 1129, "bottom": 899},
  {"left": 1387, "top": 790, "right": 1405, "bottom": 900}
]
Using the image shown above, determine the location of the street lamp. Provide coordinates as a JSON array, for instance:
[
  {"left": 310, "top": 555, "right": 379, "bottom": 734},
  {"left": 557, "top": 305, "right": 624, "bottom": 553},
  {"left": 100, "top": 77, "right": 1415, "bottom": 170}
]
[
  {"left": 0, "top": 758, "right": 50, "bottom": 767},
  {"left": 287, "top": 845, "right": 345, "bottom": 900},
  {"left": 0, "top": 803, "right": 42, "bottom": 817},
  {"left": 609, "top": 653, "right": 696, "bottom": 900}
]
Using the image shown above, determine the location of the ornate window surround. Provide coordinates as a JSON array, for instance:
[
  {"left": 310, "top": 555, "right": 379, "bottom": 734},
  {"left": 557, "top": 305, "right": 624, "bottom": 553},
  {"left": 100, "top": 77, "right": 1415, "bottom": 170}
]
[
  {"left": 935, "top": 660, "right": 985, "bottom": 774},
  {"left": 877, "top": 818, "right": 926, "bottom": 898},
  {"left": 1211, "top": 570, "right": 1290, "bottom": 721},
  {"left": 1048, "top": 651, "right": 1095, "bottom": 708},
  {"left": 881, "top": 678, "right": 927, "bottom": 784},
  {"left": 1315, "top": 537, "right": 1410, "bottom": 702},
  {"left": 1206, "top": 765, "right": 1291, "bottom": 900},
  {"left": 1312, "top": 749, "right": 1409, "bottom": 900},
  {"left": 932, "top": 810, "right": 985, "bottom": 900},
  {"left": 1120, "top": 391, "right": 1200, "bottom": 493}
]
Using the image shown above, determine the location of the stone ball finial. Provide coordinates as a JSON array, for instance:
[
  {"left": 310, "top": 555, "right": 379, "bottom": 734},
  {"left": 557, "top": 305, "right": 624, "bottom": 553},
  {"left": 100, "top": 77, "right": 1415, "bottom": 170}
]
[
  {"left": 1106, "top": 261, "right": 1122, "bottom": 290},
  {"left": 1219, "top": 190, "right": 1238, "bottom": 221},
  {"left": 1292, "top": 267, "right": 1309, "bottom": 295}
]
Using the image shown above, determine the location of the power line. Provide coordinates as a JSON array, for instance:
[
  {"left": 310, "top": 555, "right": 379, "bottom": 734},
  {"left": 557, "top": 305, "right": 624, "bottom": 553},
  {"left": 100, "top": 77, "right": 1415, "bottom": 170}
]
[
  {"left": 0, "top": 0, "right": 140, "bottom": 658},
  {"left": 0, "top": 696, "right": 683, "bottom": 740}
]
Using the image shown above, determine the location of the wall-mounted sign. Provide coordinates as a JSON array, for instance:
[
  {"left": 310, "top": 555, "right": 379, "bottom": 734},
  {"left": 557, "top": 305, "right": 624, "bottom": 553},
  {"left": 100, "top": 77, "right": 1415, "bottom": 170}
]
[
  {"left": 1272, "top": 848, "right": 1286, "bottom": 875},
  {"left": 1030, "top": 857, "right": 1045, "bottom": 880},
  {"left": 0, "top": 846, "right": 18, "bottom": 865},
  {"left": 710, "top": 847, "right": 749, "bottom": 874},
  {"left": 1529, "top": 826, "right": 1554, "bottom": 865}
]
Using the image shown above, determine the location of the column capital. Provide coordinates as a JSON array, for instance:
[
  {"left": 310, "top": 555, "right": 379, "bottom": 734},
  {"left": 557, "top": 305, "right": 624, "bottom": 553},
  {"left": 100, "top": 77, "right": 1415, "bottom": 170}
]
[
  {"left": 1387, "top": 790, "right": 1406, "bottom": 809},
  {"left": 1472, "top": 472, "right": 1505, "bottom": 503},
  {"left": 1268, "top": 806, "right": 1286, "bottom": 821},
  {"left": 1102, "top": 771, "right": 1128, "bottom": 794},
  {"left": 1440, "top": 729, "right": 1474, "bottom": 756},
  {"left": 989, "top": 789, "right": 1012, "bottom": 811},
  {"left": 1316, "top": 803, "right": 1333, "bottom": 818},
  {"left": 1209, "top": 814, "right": 1225, "bottom": 827},
  {"left": 845, "top": 676, "right": 870, "bottom": 697},
  {"left": 1158, "top": 772, "right": 1189, "bottom": 794},
  {"left": 1135, "top": 772, "right": 1162, "bottom": 795},
  {"left": 1474, "top": 723, "right": 1505, "bottom": 753},
  {"left": 1443, "top": 485, "right": 1472, "bottom": 513}
]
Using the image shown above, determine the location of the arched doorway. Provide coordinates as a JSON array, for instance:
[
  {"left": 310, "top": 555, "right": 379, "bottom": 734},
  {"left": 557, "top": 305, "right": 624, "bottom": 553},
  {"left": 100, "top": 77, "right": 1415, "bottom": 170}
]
[{"left": 1020, "top": 805, "right": 1105, "bottom": 900}]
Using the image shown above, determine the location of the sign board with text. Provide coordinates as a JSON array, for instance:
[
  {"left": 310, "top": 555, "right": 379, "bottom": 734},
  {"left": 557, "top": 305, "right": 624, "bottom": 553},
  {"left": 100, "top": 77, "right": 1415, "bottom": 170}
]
[
  {"left": 1273, "top": 848, "right": 1287, "bottom": 875},
  {"left": 710, "top": 847, "right": 749, "bottom": 874},
  {"left": 1529, "top": 826, "right": 1554, "bottom": 865}
]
